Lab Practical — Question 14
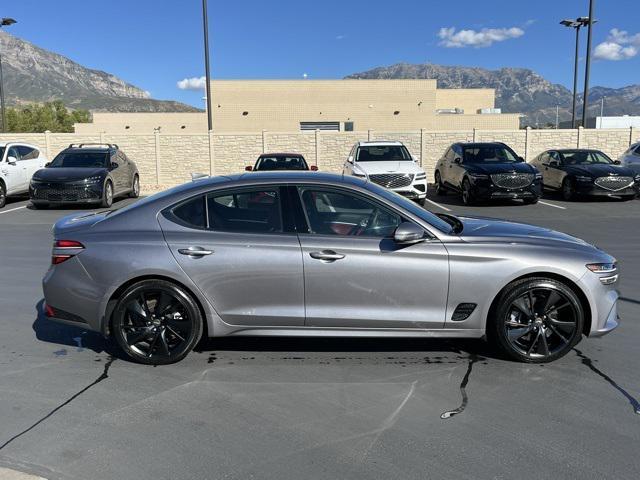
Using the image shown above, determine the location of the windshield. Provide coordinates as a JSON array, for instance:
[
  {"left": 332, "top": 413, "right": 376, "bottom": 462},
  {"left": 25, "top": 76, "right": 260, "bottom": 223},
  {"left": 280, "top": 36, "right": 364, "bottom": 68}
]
[
  {"left": 356, "top": 145, "right": 412, "bottom": 162},
  {"left": 560, "top": 150, "right": 613, "bottom": 165},
  {"left": 49, "top": 151, "right": 109, "bottom": 168},
  {"left": 363, "top": 181, "right": 454, "bottom": 234},
  {"left": 0, "top": 147, "right": 5, "bottom": 161},
  {"left": 463, "top": 146, "right": 519, "bottom": 164},
  {"left": 255, "top": 155, "right": 308, "bottom": 170}
]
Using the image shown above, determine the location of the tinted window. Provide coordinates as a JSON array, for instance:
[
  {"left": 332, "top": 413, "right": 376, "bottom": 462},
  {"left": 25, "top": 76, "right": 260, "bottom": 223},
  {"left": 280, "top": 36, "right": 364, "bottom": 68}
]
[
  {"left": 356, "top": 145, "right": 412, "bottom": 162},
  {"left": 255, "top": 155, "right": 308, "bottom": 171},
  {"left": 207, "top": 189, "right": 282, "bottom": 233},
  {"left": 463, "top": 145, "right": 519, "bottom": 164},
  {"left": 17, "top": 146, "right": 38, "bottom": 160},
  {"left": 172, "top": 196, "right": 206, "bottom": 229},
  {"left": 7, "top": 147, "right": 20, "bottom": 161},
  {"left": 0, "top": 147, "right": 4, "bottom": 161},
  {"left": 298, "top": 187, "right": 401, "bottom": 237},
  {"left": 50, "top": 151, "right": 109, "bottom": 168},
  {"left": 559, "top": 150, "right": 612, "bottom": 165},
  {"left": 633, "top": 145, "right": 640, "bottom": 156}
]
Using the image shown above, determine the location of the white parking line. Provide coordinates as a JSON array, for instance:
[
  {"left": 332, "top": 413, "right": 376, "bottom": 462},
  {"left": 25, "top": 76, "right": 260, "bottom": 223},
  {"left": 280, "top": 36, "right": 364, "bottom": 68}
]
[
  {"left": 0, "top": 205, "right": 27, "bottom": 215},
  {"left": 538, "top": 200, "right": 566, "bottom": 210},
  {"left": 423, "top": 198, "right": 451, "bottom": 212}
]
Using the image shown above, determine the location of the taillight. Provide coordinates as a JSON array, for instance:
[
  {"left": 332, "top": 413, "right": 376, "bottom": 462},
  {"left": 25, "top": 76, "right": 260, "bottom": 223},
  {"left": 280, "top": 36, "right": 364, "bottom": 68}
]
[
  {"left": 44, "top": 303, "right": 56, "bottom": 317},
  {"left": 52, "top": 239, "right": 84, "bottom": 265}
]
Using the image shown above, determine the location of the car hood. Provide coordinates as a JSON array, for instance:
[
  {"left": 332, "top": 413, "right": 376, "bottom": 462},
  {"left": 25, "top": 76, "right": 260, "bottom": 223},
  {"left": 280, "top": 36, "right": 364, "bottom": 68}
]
[
  {"left": 354, "top": 161, "right": 424, "bottom": 175},
  {"left": 563, "top": 163, "right": 635, "bottom": 178},
  {"left": 33, "top": 167, "right": 107, "bottom": 182},
  {"left": 458, "top": 215, "right": 592, "bottom": 248},
  {"left": 464, "top": 162, "right": 536, "bottom": 175}
]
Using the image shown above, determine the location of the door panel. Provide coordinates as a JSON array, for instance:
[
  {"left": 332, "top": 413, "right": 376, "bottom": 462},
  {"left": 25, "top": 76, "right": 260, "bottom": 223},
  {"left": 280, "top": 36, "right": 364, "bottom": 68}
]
[
  {"left": 299, "top": 235, "right": 449, "bottom": 328},
  {"left": 4, "top": 146, "right": 26, "bottom": 193}
]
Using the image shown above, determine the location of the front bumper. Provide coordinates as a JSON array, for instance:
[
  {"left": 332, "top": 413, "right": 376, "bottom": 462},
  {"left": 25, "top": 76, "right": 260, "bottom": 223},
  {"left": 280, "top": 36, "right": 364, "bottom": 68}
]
[
  {"left": 30, "top": 183, "right": 104, "bottom": 204},
  {"left": 574, "top": 182, "right": 638, "bottom": 198},
  {"left": 469, "top": 178, "right": 542, "bottom": 200},
  {"left": 389, "top": 179, "right": 428, "bottom": 200}
]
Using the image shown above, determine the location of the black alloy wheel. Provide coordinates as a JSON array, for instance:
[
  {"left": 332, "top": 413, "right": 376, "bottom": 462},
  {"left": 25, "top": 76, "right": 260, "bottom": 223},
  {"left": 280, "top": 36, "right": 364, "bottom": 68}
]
[
  {"left": 461, "top": 178, "right": 475, "bottom": 205},
  {"left": 0, "top": 182, "right": 6, "bottom": 208},
  {"left": 562, "top": 178, "right": 576, "bottom": 201},
  {"left": 112, "top": 280, "right": 203, "bottom": 365},
  {"left": 489, "top": 277, "right": 583, "bottom": 363},
  {"left": 434, "top": 172, "right": 446, "bottom": 196},
  {"left": 129, "top": 175, "right": 140, "bottom": 198},
  {"left": 101, "top": 181, "right": 114, "bottom": 208}
]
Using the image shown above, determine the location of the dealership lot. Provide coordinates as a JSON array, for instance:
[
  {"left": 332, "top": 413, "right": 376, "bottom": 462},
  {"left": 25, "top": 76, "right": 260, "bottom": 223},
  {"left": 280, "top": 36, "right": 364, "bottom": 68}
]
[{"left": 0, "top": 191, "right": 639, "bottom": 480}]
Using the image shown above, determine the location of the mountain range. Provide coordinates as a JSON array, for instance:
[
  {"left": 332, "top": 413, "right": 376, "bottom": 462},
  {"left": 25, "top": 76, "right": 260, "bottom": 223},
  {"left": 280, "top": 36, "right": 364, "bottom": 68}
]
[
  {"left": 0, "top": 31, "right": 199, "bottom": 113},
  {"left": 346, "top": 63, "right": 640, "bottom": 127}
]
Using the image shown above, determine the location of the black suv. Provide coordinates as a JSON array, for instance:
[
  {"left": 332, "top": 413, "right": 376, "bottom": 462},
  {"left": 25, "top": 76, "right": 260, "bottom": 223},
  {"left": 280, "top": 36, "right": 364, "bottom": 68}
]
[
  {"left": 30, "top": 143, "right": 140, "bottom": 208},
  {"left": 435, "top": 142, "right": 542, "bottom": 205}
]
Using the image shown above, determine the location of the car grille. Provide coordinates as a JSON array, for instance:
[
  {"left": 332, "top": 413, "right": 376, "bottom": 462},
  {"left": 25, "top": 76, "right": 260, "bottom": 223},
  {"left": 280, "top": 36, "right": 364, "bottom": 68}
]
[
  {"left": 490, "top": 173, "right": 535, "bottom": 189},
  {"left": 32, "top": 185, "right": 99, "bottom": 202},
  {"left": 369, "top": 173, "right": 414, "bottom": 189},
  {"left": 594, "top": 176, "right": 634, "bottom": 191}
]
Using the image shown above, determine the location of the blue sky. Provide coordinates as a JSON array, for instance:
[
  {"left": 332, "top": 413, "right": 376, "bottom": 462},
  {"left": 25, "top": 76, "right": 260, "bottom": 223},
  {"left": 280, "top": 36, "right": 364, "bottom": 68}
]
[{"left": 3, "top": 0, "right": 639, "bottom": 107}]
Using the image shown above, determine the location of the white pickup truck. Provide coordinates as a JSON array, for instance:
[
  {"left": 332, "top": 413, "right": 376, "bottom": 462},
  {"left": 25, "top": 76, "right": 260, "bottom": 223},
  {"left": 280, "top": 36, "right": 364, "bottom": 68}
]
[{"left": 0, "top": 142, "right": 48, "bottom": 208}]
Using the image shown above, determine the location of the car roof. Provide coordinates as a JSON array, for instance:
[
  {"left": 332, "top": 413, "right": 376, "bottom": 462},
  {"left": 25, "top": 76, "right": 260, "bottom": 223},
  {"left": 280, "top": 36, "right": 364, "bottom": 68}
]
[
  {"left": 554, "top": 148, "right": 602, "bottom": 153},
  {"left": 357, "top": 141, "right": 403, "bottom": 146},
  {"left": 258, "top": 153, "right": 305, "bottom": 157},
  {"left": 456, "top": 142, "right": 508, "bottom": 148},
  {"left": 0, "top": 142, "right": 40, "bottom": 149}
]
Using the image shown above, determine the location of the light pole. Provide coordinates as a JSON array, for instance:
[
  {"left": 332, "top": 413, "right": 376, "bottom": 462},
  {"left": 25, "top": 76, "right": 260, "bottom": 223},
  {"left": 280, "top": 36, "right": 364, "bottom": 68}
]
[
  {"left": 560, "top": 17, "right": 589, "bottom": 129},
  {"left": 202, "top": 0, "right": 212, "bottom": 132},
  {"left": 582, "top": 0, "right": 595, "bottom": 128},
  {"left": 0, "top": 17, "right": 17, "bottom": 133}
]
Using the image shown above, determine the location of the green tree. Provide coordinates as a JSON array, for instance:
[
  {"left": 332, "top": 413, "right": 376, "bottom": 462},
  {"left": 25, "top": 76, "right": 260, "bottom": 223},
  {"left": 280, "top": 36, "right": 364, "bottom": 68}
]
[{"left": 4, "top": 102, "right": 92, "bottom": 133}]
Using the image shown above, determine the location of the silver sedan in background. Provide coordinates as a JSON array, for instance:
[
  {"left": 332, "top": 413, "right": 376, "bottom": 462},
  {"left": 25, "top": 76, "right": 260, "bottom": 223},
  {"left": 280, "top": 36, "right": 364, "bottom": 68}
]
[{"left": 42, "top": 172, "right": 619, "bottom": 365}]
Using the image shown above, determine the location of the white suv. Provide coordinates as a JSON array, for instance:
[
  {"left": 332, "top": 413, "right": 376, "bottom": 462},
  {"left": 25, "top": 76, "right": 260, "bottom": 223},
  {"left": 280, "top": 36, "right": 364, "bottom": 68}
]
[
  {"left": 343, "top": 141, "right": 427, "bottom": 205},
  {"left": 0, "top": 142, "right": 48, "bottom": 208},
  {"left": 618, "top": 142, "right": 640, "bottom": 175}
]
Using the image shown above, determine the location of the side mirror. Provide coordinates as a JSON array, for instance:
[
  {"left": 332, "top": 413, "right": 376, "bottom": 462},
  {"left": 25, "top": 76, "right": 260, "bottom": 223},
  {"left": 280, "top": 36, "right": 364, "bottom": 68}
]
[
  {"left": 347, "top": 156, "right": 354, "bottom": 164},
  {"left": 110, "top": 162, "right": 118, "bottom": 169},
  {"left": 453, "top": 157, "right": 462, "bottom": 164},
  {"left": 518, "top": 156, "right": 525, "bottom": 162},
  {"left": 393, "top": 222, "right": 426, "bottom": 245},
  {"left": 245, "top": 165, "right": 253, "bottom": 171},
  {"left": 44, "top": 162, "right": 51, "bottom": 167},
  {"left": 613, "top": 160, "right": 621, "bottom": 165},
  {"left": 7, "top": 156, "right": 17, "bottom": 165},
  {"left": 310, "top": 165, "right": 318, "bottom": 171}
]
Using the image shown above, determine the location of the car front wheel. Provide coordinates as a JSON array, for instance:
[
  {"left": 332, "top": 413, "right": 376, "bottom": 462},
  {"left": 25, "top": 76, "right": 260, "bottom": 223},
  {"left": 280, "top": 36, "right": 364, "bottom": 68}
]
[
  {"left": 434, "top": 172, "right": 446, "bottom": 196},
  {"left": 562, "top": 178, "right": 576, "bottom": 201},
  {"left": 101, "top": 181, "right": 114, "bottom": 208},
  {"left": 111, "top": 279, "right": 203, "bottom": 365},
  {"left": 0, "top": 182, "right": 6, "bottom": 208},
  {"left": 461, "top": 178, "right": 476, "bottom": 205},
  {"left": 129, "top": 175, "right": 140, "bottom": 198},
  {"left": 488, "top": 277, "right": 584, "bottom": 363}
]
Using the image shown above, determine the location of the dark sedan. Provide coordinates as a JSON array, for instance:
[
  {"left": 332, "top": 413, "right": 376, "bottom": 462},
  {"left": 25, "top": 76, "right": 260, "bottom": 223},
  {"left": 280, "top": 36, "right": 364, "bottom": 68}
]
[
  {"left": 529, "top": 149, "right": 639, "bottom": 201},
  {"left": 245, "top": 153, "right": 318, "bottom": 172},
  {"left": 435, "top": 142, "right": 542, "bottom": 205},
  {"left": 30, "top": 143, "right": 139, "bottom": 208}
]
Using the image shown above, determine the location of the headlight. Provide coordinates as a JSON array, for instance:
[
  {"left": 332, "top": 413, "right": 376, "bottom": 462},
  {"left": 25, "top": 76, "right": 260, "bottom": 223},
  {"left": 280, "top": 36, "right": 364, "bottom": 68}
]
[
  {"left": 83, "top": 176, "right": 103, "bottom": 185},
  {"left": 576, "top": 176, "right": 593, "bottom": 182},
  {"left": 468, "top": 173, "right": 489, "bottom": 180},
  {"left": 535, "top": 172, "right": 543, "bottom": 179},
  {"left": 586, "top": 262, "right": 617, "bottom": 273},
  {"left": 415, "top": 172, "right": 426, "bottom": 180},
  {"left": 352, "top": 172, "right": 366, "bottom": 178}
]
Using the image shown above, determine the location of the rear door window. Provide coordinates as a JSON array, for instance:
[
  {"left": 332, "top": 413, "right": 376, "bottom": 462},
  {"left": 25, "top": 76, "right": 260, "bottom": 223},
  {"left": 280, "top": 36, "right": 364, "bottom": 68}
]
[{"left": 207, "top": 188, "right": 282, "bottom": 233}]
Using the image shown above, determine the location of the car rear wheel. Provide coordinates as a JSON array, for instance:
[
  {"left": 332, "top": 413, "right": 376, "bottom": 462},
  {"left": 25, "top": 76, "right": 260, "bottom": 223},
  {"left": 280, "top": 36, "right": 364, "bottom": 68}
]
[
  {"left": 101, "top": 181, "right": 114, "bottom": 208},
  {"left": 562, "top": 178, "right": 575, "bottom": 201},
  {"left": 434, "top": 172, "right": 446, "bottom": 196},
  {"left": 129, "top": 175, "right": 140, "bottom": 198},
  {"left": 488, "top": 277, "right": 584, "bottom": 363},
  {"left": 0, "top": 182, "right": 6, "bottom": 208},
  {"left": 112, "top": 280, "right": 203, "bottom": 365},
  {"left": 461, "top": 178, "right": 476, "bottom": 205}
]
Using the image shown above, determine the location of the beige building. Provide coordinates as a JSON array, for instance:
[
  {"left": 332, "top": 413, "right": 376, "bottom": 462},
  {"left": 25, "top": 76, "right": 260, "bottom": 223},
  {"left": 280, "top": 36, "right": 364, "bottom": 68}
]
[{"left": 75, "top": 79, "right": 520, "bottom": 134}]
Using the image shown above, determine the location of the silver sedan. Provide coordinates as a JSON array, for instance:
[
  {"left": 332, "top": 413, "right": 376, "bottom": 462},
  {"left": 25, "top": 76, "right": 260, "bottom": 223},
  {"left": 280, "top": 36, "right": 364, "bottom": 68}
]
[{"left": 42, "top": 172, "right": 619, "bottom": 365}]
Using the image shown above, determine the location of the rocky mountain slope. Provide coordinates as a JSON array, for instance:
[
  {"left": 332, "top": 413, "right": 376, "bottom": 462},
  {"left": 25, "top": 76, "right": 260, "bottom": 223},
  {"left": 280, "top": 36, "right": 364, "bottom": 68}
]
[
  {"left": 0, "top": 31, "right": 199, "bottom": 112},
  {"left": 346, "top": 63, "right": 640, "bottom": 127}
]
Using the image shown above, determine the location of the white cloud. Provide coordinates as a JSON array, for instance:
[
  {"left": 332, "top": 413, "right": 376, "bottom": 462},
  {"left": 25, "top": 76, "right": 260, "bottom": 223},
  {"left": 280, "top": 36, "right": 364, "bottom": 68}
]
[
  {"left": 438, "top": 26, "right": 524, "bottom": 48},
  {"left": 336, "top": 34, "right": 345, "bottom": 40},
  {"left": 594, "top": 28, "right": 640, "bottom": 61},
  {"left": 177, "top": 76, "right": 207, "bottom": 90}
]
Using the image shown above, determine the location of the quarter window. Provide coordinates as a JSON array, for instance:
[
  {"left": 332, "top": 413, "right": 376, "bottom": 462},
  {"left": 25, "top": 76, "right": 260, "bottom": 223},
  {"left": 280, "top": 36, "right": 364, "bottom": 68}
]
[{"left": 298, "top": 187, "right": 401, "bottom": 237}]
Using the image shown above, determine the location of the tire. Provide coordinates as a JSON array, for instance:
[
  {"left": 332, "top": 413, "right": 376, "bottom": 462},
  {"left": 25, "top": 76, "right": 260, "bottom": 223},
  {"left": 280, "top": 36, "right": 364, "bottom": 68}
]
[
  {"left": 129, "top": 175, "right": 140, "bottom": 198},
  {"left": 111, "top": 279, "right": 203, "bottom": 365},
  {"left": 434, "top": 171, "right": 446, "bottom": 196},
  {"left": 487, "top": 277, "right": 584, "bottom": 363},
  {"left": 523, "top": 196, "right": 539, "bottom": 205},
  {"left": 101, "top": 181, "right": 114, "bottom": 208},
  {"left": 461, "top": 178, "right": 476, "bottom": 205},
  {"left": 31, "top": 202, "right": 48, "bottom": 210},
  {"left": 562, "top": 178, "right": 575, "bottom": 201},
  {"left": 0, "top": 182, "right": 6, "bottom": 209},
  {"left": 417, "top": 198, "right": 426, "bottom": 207}
]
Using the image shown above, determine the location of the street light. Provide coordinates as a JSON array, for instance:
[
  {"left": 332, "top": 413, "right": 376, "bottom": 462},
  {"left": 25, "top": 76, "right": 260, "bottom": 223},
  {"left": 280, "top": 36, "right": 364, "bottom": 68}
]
[
  {"left": 0, "top": 17, "right": 17, "bottom": 133},
  {"left": 560, "top": 16, "right": 590, "bottom": 129},
  {"left": 201, "top": 1, "right": 212, "bottom": 132},
  {"left": 582, "top": 0, "right": 595, "bottom": 128}
]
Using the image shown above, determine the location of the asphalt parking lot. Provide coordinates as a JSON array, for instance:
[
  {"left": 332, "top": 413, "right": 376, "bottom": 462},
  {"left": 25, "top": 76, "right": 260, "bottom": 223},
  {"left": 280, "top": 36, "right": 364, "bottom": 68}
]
[{"left": 0, "top": 190, "right": 639, "bottom": 480}]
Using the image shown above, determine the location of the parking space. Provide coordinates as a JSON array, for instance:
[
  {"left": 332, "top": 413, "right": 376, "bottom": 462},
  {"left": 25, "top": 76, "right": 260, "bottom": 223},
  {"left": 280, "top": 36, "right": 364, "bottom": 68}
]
[{"left": 0, "top": 192, "right": 639, "bottom": 480}]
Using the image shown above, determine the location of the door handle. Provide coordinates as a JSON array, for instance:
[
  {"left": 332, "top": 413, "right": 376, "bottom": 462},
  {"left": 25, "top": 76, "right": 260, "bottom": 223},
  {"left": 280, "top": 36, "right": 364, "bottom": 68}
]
[
  {"left": 309, "top": 250, "right": 345, "bottom": 262},
  {"left": 178, "top": 247, "right": 214, "bottom": 257}
]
